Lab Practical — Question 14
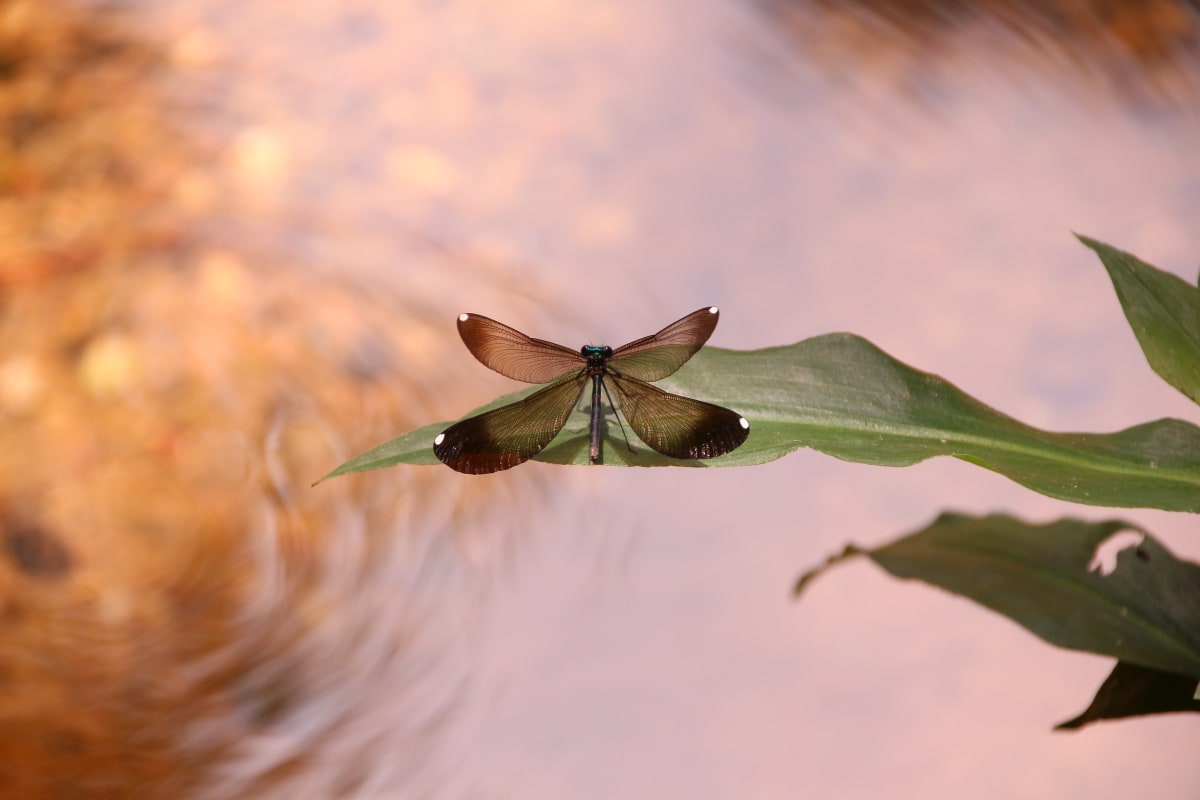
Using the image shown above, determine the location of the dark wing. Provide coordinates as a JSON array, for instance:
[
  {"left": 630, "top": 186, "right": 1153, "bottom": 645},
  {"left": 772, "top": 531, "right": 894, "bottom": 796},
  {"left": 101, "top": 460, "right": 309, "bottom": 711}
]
[
  {"left": 433, "top": 372, "right": 588, "bottom": 473},
  {"left": 606, "top": 372, "right": 749, "bottom": 460},
  {"left": 607, "top": 307, "right": 719, "bottom": 381},
  {"left": 457, "top": 313, "right": 585, "bottom": 384}
]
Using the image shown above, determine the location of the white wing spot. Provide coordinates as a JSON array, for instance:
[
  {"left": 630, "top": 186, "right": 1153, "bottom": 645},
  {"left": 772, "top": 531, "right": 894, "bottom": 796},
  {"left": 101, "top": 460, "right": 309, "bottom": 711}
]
[
  {"left": 434, "top": 433, "right": 446, "bottom": 445},
  {"left": 739, "top": 417, "right": 750, "bottom": 429},
  {"left": 458, "top": 313, "right": 470, "bottom": 322},
  {"left": 708, "top": 306, "right": 718, "bottom": 314}
]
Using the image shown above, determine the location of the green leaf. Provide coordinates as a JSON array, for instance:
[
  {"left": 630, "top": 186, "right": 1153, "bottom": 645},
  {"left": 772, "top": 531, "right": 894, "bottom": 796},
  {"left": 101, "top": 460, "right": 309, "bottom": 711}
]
[
  {"left": 316, "top": 335, "right": 1200, "bottom": 512},
  {"left": 1078, "top": 234, "right": 1200, "bottom": 405},
  {"left": 873, "top": 514, "right": 1200, "bottom": 676},
  {"left": 315, "top": 421, "right": 447, "bottom": 483},
  {"left": 1055, "top": 660, "right": 1200, "bottom": 731},
  {"left": 797, "top": 513, "right": 1200, "bottom": 678}
]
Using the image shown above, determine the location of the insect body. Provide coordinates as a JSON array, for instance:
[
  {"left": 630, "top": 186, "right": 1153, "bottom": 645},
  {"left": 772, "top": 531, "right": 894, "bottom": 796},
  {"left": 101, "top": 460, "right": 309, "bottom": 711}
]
[{"left": 433, "top": 307, "right": 750, "bottom": 474}]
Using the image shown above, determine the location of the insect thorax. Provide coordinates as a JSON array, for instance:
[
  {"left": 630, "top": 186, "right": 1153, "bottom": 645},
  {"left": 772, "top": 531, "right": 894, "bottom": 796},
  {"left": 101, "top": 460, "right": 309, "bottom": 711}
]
[{"left": 580, "top": 345, "right": 613, "bottom": 367}]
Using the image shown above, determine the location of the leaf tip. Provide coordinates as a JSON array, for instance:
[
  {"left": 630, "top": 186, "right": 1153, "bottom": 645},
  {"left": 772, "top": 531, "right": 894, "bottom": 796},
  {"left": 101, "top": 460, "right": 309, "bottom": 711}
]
[
  {"left": 311, "top": 466, "right": 345, "bottom": 486},
  {"left": 1052, "top": 715, "right": 1085, "bottom": 732},
  {"left": 792, "top": 544, "right": 866, "bottom": 599}
]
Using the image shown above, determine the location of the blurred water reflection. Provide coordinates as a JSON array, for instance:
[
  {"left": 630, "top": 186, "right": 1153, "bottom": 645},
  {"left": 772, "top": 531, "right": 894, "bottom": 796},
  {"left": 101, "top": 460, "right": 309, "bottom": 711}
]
[
  {"left": 759, "top": 0, "right": 1200, "bottom": 114},
  {"left": 1, "top": 2, "right": 549, "bottom": 797},
  {"left": 3, "top": 0, "right": 1199, "bottom": 797}
]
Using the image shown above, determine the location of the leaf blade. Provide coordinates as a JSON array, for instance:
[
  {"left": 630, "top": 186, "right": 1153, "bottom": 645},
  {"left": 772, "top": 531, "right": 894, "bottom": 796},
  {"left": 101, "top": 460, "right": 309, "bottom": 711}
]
[
  {"left": 866, "top": 513, "right": 1200, "bottom": 677},
  {"left": 1078, "top": 234, "right": 1200, "bottom": 405},
  {"left": 1055, "top": 660, "right": 1200, "bottom": 730},
  {"left": 319, "top": 335, "right": 1200, "bottom": 511}
]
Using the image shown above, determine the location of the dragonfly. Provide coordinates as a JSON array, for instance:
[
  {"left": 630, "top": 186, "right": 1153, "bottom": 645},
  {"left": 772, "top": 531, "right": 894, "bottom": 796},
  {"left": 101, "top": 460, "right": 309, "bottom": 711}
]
[{"left": 433, "top": 306, "right": 750, "bottom": 474}]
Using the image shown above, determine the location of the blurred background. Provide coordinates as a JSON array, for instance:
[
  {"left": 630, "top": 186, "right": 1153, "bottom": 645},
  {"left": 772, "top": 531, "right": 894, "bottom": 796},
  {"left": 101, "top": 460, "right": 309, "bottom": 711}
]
[{"left": 1, "top": 0, "right": 1198, "bottom": 796}]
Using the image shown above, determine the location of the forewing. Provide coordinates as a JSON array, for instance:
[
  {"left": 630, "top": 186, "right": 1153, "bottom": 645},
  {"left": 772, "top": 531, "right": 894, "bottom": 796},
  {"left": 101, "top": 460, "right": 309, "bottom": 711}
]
[
  {"left": 433, "top": 372, "right": 587, "bottom": 473},
  {"left": 458, "top": 313, "right": 585, "bottom": 384},
  {"left": 607, "top": 307, "right": 719, "bottom": 381},
  {"left": 607, "top": 373, "right": 749, "bottom": 460}
]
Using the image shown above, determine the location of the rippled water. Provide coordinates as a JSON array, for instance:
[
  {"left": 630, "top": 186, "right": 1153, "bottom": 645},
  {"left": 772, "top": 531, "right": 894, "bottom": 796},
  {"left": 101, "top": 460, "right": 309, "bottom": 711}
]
[{"left": 4, "top": 0, "right": 1199, "bottom": 797}]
